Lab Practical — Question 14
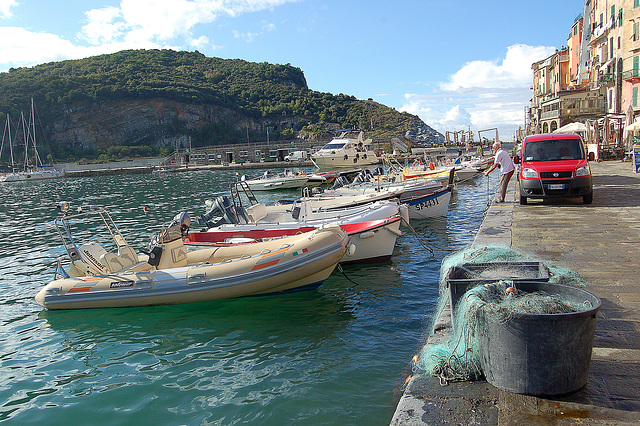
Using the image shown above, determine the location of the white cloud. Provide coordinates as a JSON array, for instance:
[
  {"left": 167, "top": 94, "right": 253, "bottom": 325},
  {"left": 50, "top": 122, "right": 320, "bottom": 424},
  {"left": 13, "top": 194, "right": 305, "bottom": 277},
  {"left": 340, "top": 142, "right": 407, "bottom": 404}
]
[
  {"left": 401, "top": 44, "right": 555, "bottom": 139},
  {"left": 80, "top": 0, "right": 291, "bottom": 45},
  {"left": 233, "top": 29, "right": 259, "bottom": 42},
  {"left": 0, "top": 0, "right": 296, "bottom": 71},
  {"left": 442, "top": 44, "right": 555, "bottom": 91},
  {"left": 189, "top": 35, "right": 213, "bottom": 50},
  {"left": 0, "top": 0, "right": 17, "bottom": 19},
  {"left": 81, "top": 7, "right": 125, "bottom": 45},
  {"left": 0, "top": 27, "right": 79, "bottom": 68}
]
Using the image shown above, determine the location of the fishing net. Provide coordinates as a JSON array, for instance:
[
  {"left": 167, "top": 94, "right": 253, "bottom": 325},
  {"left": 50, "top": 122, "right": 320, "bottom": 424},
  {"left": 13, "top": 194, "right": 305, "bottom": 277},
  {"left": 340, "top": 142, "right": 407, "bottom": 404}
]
[{"left": 416, "top": 245, "right": 589, "bottom": 384}]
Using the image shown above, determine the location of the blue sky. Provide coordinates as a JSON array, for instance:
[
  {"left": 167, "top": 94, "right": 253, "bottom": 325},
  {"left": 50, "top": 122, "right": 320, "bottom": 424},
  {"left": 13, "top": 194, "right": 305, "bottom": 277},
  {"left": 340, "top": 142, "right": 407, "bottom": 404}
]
[{"left": 0, "top": 0, "right": 584, "bottom": 140}]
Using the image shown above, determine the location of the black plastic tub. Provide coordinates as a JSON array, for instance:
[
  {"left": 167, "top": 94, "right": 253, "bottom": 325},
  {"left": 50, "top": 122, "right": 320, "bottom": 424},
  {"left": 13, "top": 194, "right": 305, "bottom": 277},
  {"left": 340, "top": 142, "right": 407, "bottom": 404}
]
[{"left": 477, "top": 281, "right": 600, "bottom": 396}]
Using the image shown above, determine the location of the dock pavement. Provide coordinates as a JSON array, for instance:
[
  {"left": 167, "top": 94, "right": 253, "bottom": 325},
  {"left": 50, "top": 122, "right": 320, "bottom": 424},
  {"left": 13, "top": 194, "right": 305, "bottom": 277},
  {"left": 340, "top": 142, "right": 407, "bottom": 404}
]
[{"left": 391, "top": 159, "right": 640, "bottom": 425}]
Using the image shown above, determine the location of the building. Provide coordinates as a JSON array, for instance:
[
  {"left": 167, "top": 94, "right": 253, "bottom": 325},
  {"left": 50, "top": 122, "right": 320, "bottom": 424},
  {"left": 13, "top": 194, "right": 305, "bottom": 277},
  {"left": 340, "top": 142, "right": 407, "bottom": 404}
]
[{"left": 528, "top": 2, "right": 640, "bottom": 157}]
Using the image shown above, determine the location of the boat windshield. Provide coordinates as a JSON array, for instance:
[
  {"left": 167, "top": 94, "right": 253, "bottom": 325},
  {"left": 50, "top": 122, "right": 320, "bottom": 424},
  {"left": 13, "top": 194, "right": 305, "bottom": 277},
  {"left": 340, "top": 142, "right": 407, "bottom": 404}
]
[
  {"left": 524, "top": 139, "right": 585, "bottom": 162},
  {"left": 321, "top": 142, "right": 346, "bottom": 150}
]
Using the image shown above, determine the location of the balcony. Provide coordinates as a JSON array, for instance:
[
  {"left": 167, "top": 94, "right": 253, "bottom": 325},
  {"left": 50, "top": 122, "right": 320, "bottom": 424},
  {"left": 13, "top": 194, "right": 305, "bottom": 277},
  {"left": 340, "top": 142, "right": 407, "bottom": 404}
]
[
  {"left": 623, "top": 69, "right": 640, "bottom": 83},
  {"left": 599, "top": 73, "right": 615, "bottom": 87}
]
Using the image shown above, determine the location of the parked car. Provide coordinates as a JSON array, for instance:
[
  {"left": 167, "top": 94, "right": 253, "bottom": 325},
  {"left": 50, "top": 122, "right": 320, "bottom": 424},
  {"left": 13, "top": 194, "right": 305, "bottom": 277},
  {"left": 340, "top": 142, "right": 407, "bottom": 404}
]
[{"left": 514, "top": 133, "right": 594, "bottom": 205}]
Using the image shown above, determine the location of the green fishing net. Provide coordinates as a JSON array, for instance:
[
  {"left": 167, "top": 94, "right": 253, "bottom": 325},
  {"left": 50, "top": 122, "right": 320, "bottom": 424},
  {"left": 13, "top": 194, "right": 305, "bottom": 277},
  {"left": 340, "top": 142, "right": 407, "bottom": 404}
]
[{"left": 415, "top": 245, "right": 589, "bottom": 384}]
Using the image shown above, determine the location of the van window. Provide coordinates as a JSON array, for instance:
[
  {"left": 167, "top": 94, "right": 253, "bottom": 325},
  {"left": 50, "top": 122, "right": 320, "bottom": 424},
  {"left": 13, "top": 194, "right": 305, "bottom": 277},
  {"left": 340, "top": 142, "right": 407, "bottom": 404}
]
[{"left": 524, "top": 139, "right": 585, "bottom": 161}]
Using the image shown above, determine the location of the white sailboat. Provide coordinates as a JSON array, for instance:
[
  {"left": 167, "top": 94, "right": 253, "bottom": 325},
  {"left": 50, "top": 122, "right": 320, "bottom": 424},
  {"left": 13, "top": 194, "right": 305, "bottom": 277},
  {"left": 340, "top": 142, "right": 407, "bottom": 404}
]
[{"left": 0, "top": 99, "right": 64, "bottom": 183}]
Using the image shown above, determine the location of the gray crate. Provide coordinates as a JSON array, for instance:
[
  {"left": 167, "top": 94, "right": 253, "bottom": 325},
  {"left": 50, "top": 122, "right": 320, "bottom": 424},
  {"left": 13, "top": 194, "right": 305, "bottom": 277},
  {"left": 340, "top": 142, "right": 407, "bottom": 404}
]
[{"left": 446, "top": 262, "right": 550, "bottom": 330}]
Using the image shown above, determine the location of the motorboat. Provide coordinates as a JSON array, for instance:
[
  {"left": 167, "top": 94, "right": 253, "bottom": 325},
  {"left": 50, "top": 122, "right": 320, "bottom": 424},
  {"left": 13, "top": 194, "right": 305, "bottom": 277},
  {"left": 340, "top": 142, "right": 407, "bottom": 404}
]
[
  {"left": 311, "top": 131, "right": 380, "bottom": 169},
  {"left": 240, "top": 169, "right": 310, "bottom": 191},
  {"left": 185, "top": 216, "right": 402, "bottom": 264},
  {"left": 317, "top": 168, "right": 455, "bottom": 219},
  {"left": 200, "top": 191, "right": 403, "bottom": 228},
  {"left": 35, "top": 204, "right": 348, "bottom": 310}
]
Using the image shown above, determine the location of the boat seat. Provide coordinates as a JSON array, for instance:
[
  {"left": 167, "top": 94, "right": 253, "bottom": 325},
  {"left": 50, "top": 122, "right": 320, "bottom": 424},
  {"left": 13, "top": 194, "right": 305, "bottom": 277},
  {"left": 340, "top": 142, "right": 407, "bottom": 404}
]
[
  {"left": 100, "top": 249, "right": 138, "bottom": 273},
  {"left": 245, "top": 203, "right": 267, "bottom": 223},
  {"left": 118, "top": 245, "right": 139, "bottom": 265}
]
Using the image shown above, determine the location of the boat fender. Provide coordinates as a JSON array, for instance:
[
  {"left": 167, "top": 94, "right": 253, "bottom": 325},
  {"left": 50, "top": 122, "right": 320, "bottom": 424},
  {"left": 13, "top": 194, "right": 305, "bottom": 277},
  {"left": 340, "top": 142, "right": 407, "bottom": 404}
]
[
  {"left": 147, "top": 245, "right": 163, "bottom": 267},
  {"left": 387, "top": 227, "right": 403, "bottom": 237},
  {"left": 359, "top": 231, "right": 376, "bottom": 239},
  {"left": 346, "top": 243, "right": 357, "bottom": 257}
]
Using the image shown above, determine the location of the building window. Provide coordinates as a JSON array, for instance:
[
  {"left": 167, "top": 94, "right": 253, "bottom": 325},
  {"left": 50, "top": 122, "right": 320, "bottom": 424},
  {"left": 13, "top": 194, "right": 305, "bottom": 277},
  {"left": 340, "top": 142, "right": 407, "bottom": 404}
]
[
  {"left": 610, "top": 37, "right": 614, "bottom": 58},
  {"left": 619, "top": 8, "right": 623, "bottom": 27},
  {"left": 636, "top": 0, "right": 640, "bottom": 8},
  {"left": 634, "top": 87, "right": 639, "bottom": 107}
]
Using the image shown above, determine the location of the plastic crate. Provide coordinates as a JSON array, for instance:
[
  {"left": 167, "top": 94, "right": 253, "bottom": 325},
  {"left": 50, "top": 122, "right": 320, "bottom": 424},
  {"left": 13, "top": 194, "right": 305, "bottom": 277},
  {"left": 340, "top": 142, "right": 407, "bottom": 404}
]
[{"left": 446, "top": 262, "right": 550, "bottom": 330}]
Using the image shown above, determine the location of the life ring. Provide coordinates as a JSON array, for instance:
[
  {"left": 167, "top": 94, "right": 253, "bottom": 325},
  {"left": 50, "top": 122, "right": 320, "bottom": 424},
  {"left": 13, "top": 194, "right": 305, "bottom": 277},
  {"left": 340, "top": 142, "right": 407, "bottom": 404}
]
[
  {"left": 428, "top": 162, "right": 435, "bottom": 170},
  {"left": 445, "top": 157, "right": 452, "bottom": 165}
]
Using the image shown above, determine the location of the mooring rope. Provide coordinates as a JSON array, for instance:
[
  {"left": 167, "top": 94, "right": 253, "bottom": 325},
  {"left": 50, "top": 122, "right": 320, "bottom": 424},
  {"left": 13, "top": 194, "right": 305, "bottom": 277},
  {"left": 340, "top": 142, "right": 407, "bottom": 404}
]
[{"left": 400, "top": 215, "right": 436, "bottom": 257}]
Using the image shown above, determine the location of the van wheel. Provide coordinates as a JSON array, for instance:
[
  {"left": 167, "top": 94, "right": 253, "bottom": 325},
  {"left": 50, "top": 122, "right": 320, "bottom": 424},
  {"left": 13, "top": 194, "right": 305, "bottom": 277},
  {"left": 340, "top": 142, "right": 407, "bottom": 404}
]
[
  {"left": 519, "top": 195, "right": 528, "bottom": 205},
  {"left": 583, "top": 193, "right": 593, "bottom": 204}
]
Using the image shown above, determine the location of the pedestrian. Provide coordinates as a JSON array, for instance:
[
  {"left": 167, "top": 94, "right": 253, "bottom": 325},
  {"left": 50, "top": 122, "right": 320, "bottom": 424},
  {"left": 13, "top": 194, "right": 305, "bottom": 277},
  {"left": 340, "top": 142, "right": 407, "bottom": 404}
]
[{"left": 483, "top": 141, "right": 515, "bottom": 203}]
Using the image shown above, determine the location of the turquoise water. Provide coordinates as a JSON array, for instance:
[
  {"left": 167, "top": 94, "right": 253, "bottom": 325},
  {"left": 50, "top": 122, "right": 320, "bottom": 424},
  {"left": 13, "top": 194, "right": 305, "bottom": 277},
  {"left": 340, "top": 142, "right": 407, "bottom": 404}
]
[{"left": 0, "top": 168, "right": 493, "bottom": 424}]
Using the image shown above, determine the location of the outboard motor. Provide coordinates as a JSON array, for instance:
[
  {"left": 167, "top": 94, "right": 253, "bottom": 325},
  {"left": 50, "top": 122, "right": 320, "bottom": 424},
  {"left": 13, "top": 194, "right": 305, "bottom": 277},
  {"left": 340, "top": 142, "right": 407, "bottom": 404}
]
[
  {"left": 330, "top": 176, "right": 349, "bottom": 190},
  {"left": 173, "top": 212, "right": 191, "bottom": 237},
  {"left": 199, "top": 199, "right": 222, "bottom": 225}
]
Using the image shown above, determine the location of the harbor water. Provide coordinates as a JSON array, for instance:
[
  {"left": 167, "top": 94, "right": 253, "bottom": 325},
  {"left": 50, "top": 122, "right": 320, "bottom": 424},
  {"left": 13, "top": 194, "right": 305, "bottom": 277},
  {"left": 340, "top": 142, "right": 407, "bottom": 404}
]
[{"left": 0, "top": 168, "right": 495, "bottom": 424}]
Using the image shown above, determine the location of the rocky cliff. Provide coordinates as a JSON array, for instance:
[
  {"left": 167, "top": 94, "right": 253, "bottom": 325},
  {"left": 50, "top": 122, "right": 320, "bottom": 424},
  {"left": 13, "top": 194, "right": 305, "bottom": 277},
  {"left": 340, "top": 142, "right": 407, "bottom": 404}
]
[{"left": 0, "top": 49, "right": 443, "bottom": 161}]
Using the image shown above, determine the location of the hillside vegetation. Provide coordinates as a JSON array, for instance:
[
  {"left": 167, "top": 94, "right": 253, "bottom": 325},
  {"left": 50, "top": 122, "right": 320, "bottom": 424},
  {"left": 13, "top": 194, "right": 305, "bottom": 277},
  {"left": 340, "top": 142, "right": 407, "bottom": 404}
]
[{"left": 0, "top": 49, "right": 433, "bottom": 163}]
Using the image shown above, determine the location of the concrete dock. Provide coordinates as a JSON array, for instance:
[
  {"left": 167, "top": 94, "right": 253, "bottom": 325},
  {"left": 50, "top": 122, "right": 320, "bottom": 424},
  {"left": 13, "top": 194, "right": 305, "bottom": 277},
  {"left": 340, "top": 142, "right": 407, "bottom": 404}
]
[{"left": 391, "top": 159, "right": 640, "bottom": 425}]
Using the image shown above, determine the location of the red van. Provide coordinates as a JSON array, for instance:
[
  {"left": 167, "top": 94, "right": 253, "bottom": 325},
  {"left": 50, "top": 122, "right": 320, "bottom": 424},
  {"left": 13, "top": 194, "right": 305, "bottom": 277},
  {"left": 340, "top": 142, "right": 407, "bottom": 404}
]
[{"left": 514, "top": 133, "right": 594, "bottom": 205}]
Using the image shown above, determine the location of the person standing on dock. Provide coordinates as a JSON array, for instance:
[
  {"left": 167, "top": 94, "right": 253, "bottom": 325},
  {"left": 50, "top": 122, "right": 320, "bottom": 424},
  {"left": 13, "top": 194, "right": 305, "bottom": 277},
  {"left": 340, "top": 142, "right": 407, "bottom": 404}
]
[{"left": 483, "top": 141, "right": 515, "bottom": 203}]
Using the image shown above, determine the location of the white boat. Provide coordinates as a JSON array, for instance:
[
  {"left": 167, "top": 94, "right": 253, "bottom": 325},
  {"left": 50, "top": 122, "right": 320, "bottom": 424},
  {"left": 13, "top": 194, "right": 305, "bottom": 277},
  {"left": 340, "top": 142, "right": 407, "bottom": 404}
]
[
  {"left": 311, "top": 131, "right": 380, "bottom": 169},
  {"left": 201, "top": 194, "right": 403, "bottom": 228},
  {"left": 0, "top": 100, "right": 64, "bottom": 183},
  {"left": 35, "top": 205, "right": 348, "bottom": 310},
  {"left": 185, "top": 216, "right": 402, "bottom": 264},
  {"left": 240, "top": 169, "right": 309, "bottom": 191},
  {"left": 317, "top": 168, "right": 454, "bottom": 219}
]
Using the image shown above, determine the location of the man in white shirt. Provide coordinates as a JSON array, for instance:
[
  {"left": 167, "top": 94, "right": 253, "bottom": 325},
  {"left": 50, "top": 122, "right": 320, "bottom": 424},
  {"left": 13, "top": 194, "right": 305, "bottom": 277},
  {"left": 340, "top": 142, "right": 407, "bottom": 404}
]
[{"left": 483, "top": 141, "right": 515, "bottom": 202}]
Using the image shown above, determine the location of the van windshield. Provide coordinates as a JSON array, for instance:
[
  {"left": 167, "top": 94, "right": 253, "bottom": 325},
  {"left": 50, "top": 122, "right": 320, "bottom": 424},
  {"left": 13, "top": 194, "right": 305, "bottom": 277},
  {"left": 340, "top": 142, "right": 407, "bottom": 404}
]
[{"left": 523, "top": 139, "right": 585, "bottom": 162}]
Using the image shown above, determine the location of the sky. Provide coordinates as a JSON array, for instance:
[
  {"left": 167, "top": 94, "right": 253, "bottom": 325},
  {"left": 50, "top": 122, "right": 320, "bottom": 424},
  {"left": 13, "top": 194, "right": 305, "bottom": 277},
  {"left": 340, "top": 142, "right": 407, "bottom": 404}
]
[{"left": 0, "top": 0, "right": 586, "bottom": 141}]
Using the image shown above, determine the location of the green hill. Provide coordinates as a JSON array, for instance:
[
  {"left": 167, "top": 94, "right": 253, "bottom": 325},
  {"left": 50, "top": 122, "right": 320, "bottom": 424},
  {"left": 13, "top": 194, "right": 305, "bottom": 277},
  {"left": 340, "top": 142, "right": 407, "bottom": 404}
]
[{"left": 0, "top": 49, "right": 440, "bottom": 163}]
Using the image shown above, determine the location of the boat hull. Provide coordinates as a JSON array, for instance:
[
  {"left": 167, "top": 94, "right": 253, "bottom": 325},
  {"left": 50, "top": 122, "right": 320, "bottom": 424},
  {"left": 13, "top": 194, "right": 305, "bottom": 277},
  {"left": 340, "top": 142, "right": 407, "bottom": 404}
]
[
  {"left": 1, "top": 169, "right": 64, "bottom": 182},
  {"left": 402, "top": 186, "right": 452, "bottom": 219},
  {"left": 36, "top": 227, "right": 347, "bottom": 310},
  {"left": 187, "top": 216, "right": 402, "bottom": 264},
  {"left": 245, "top": 176, "right": 309, "bottom": 191},
  {"left": 311, "top": 153, "right": 380, "bottom": 169}
]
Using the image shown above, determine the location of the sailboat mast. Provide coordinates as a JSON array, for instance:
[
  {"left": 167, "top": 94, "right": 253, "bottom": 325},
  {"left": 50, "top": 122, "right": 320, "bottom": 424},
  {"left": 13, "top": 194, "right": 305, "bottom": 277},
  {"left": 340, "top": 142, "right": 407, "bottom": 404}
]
[
  {"left": 20, "top": 111, "right": 29, "bottom": 171},
  {"left": 30, "top": 98, "right": 42, "bottom": 168},
  {"left": 3, "top": 115, "right": 16, "bottom": 170}
]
